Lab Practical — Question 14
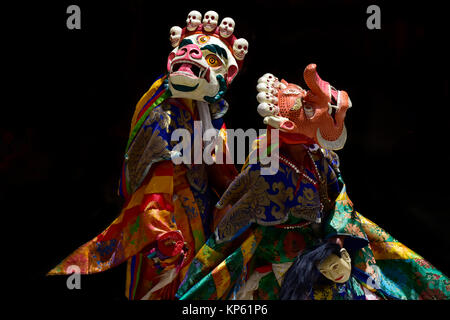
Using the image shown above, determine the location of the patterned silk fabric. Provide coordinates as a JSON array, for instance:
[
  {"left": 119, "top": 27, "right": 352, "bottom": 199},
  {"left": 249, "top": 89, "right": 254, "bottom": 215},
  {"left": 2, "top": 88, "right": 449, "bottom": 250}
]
[
  {"left": 48, "top": 76, "right": 449, "bottom": 300},
  {"left": 176, "top": 153, "right": 450, "bottom": 300},
  {"left": 214, "top": 151, "right": 340, "bottom": 244},
  {"left": 48, "top": 77, "right": 230, "bottom": 300},
  {"left": 176, "top": 151, "right": 348, "bottom": 299}
]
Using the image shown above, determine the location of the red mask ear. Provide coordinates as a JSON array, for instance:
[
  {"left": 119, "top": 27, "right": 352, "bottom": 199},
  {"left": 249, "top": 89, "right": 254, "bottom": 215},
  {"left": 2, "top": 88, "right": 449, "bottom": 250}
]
[
  {"left": 167, "top": 52, "right": 176, "bottom": 72},
  {"left": 226, "top": 65, "right": 238, "bottom": 85}
]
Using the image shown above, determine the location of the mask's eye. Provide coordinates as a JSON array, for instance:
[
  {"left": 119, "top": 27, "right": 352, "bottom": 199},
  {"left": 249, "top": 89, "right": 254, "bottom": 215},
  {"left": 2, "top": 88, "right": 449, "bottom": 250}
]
[
  {"left": 197, "top": 35, "right": 210, "bottom": 45},
  {"left": 205, "top": 54, "right": 223, "bottom": 67}
]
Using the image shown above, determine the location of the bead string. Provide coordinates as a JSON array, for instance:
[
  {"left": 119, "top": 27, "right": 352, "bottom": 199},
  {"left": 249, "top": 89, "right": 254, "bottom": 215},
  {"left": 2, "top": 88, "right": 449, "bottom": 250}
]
[
  {"left": 307, "top": 150, "right": 322, "bottom": 182},
  {"left": 274, "top": 221, "right": 312, "bottom": 230},
  {"left": 278, "top": 152, "right": 320, "bottom": 187},
  {"left": 278, "top": 154, "right": 301, "bottom": 174},
  {"left": 308, "top": 151, "right": 328, "bottom": 213},
  {"left": 278, "top": 150, "right": 328, "bottom": 218}
]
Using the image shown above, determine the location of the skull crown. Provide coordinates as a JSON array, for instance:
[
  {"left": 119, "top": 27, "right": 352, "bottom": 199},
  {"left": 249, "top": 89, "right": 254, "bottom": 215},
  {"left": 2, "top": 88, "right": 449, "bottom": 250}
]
[{"left": 169, "top": 10, "right": 249, "bottom": 63}]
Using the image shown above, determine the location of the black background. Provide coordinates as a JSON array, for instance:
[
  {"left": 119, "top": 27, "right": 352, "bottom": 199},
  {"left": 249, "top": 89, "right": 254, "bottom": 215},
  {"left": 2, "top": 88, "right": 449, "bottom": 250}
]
[{"left": 3, "top": 0, "right": 449, "bottom": 303}]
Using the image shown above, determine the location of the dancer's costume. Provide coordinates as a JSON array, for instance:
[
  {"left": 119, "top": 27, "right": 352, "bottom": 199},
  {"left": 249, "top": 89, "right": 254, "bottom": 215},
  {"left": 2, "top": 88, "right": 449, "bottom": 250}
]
[
  {"left": 48, "top": 11, "right": 249, "bottom": 300},
  {"left": 176, "top": 66, "right": 450, "bottom": 300}
]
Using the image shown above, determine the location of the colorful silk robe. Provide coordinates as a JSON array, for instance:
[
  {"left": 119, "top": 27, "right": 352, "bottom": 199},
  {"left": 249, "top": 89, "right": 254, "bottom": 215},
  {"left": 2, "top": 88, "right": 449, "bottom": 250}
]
[
  {"left": 176, "top": 150, "right": 450, "bottom": 300},
  {"left": 48, "top": 75, "right": 234, "bottom": 299}
]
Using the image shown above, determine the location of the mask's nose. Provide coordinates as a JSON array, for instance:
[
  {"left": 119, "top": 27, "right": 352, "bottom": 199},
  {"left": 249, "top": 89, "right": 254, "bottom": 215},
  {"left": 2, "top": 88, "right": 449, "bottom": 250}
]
[{"left": 175, "top": 44, "right": 203, "bottom": 60}]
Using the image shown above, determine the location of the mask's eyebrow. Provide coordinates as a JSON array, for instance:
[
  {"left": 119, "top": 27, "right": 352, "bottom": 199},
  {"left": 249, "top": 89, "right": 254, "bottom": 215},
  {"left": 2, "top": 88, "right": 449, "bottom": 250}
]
[
  {"left": 200, "top": 44, "right": 228, "bottom": 60},
  {"left": 178, "top": 38, "right": 194, "bottom": 48}
]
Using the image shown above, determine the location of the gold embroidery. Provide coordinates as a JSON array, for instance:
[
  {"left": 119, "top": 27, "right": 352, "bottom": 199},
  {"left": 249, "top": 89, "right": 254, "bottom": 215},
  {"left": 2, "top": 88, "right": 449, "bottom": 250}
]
[
  {"left": 186, "top": 164, "right": 208, "bottom": 193},
  {"left": 175, "top": 107, "right": 193, "bottom": 134},
  {"left": 217, "top": 168, "right": 260, "bottom": 208},
  {"left": 266, "top": 182, "right": 294, "bottom": 221},
  {"left": 127, "top": 128, "right": 170, "bottom": 192},
  {"left": 216, "top": 152, "right": 339, "bottom": 240},
  {"left": 147, "top": 106, "right": 171, "bottom": 132},
  {"left": 216, "top": 170, "right": 271, "bottom": 241},
  {"left": 162, "top": 102, "right": 193, "bottom": 141},
  {"left": 303, "top": 187, "right": 315, "bottom": 201}
]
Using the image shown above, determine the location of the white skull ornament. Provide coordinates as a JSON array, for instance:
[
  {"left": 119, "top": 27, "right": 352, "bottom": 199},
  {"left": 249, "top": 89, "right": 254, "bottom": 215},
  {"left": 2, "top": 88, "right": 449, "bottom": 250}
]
[
  {"left": 219, "top": 17, "right": 235, "bottom": 38},
  {"left": 257, "top": 102, "right": 279, "bottom": 117},
  {"left": 258, "top": 73, "right": 286, "bottom": 90},
  {"left": 258, "top": 73, "right": 278, "bottom": 85},
  {"left": 169, "top": 26, "right": 182, "bottom": 47},
  {"left": 202, "top": 11, "right": 219, "bottom": 32},
  {"left": 186, "top": 10, "right": 202, "bottom": 31},
  {"left": 256, "top": 83, "right": 278, "bottom": 95},
  {"left": 257, "top": 92, "right": 279, "bottom": 104},
  {"left": 232, "top": 38, "right": 248, "bottom": 61}
]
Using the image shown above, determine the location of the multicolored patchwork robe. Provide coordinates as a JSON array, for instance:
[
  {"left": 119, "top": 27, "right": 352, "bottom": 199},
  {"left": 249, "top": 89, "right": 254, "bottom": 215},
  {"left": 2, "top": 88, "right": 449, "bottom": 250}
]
[
  {"left": 48, "top": 75, "right": 237, "bottom": 300},
  {"left": 175, "top": 149, "right": 450, "bottom": 300}
]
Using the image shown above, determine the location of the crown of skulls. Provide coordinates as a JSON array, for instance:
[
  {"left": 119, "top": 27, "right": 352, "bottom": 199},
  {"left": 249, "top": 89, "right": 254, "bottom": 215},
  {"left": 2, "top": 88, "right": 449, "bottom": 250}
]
[
  {"left": 169, "top": 10, "right": 249, "bottom": 65},
  {"left": 166, "top": 10, "right": 249, "bottom": 103}
]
